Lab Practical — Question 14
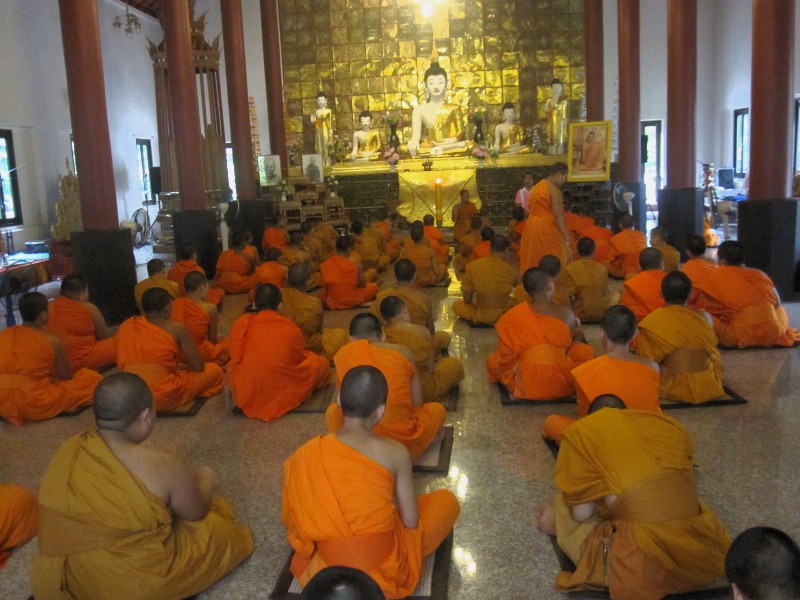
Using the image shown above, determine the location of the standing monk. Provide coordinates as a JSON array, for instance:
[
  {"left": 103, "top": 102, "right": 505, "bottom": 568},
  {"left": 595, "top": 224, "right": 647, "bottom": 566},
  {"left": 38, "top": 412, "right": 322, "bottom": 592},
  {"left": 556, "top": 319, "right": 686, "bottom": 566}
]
[
  {"left": 0, "top": 483, "right": 37, "bottom": 567},
  {"left": 605, "top": 214, "right": 647, "bottom": 279},
  {"left": 45, "top": 274, "right": 117, "bottom": 371},
  {"left": 0, "top": 292, "right": 101, "bottom": 424},
  {"left": 168, "top": 244, "right": 225, "bottom": 307},
  {"left": 561, "top": 237, "right": 618, "bottom": 323},
  {"left": 283, "top": 366, "right": 459, "bottom": 599},
  {"left": 619, "top": 248, "right": 667, "bottom": 322},
  {"left": 401, "top": 221, "right": 449, "bottom": 287},
  {"left": 135, "top": 259, "right": 179, "bottom": 311},
  {"left": 519, "top": 162, "right": 572, "bottom": 272},
  {"left": 169, "top": 272, "right": 229, "bottom": 365},
  {"left": 214, "top": 230, "right": 259, "bottom": 294},
  {"left": 320, "top": 235, "right": 379, "bottom": 309},
  {"left": 451, "top": 189, "right": 478, "bottom": 242}
]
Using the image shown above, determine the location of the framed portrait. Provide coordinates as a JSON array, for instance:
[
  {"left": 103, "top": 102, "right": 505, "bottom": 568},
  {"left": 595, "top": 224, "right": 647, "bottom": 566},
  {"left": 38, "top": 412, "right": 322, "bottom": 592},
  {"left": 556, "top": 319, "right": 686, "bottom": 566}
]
[
  {"left": 301, "top": 153, "right": 323, "bottom": 183},
  {"left": 257, "top": 155, "right": 282, "bottom": 186},
  {"left": 567, "top": 121, "right": 612, "bottom": 182}
]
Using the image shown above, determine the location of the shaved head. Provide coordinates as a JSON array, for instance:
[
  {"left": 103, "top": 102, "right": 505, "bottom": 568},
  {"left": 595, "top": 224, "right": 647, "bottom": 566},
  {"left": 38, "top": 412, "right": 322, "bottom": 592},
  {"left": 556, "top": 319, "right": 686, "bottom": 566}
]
[
  {"left": 639, "top": 247, "right": 664, "bottom": 271},
  {"left": 349, "top": 313, "right": 382, "bottom": 340},
  {"left": 661, "top": 271, "right": 692, "bottom": 305},
  {"left": 19, "top": 292, "right": 48, "bottom": 323},
  {"left": 379, "top": 295, "right": 405, "bottom": 321},
  {"left": 577, "top": 237, "right": 595, "bottom": 257},
  {"left": 183, "top": 271, "right": 207, "bottom": 293},
  {"left": 726, "top": 526, "right": 800, "bottom": 600},
  {"left": 340, "top": 365, "right": 388, "bottom": 418},
  {"left": 601, "top": 306, "right": 637, "bottom": 344},
  {"left": 685, "top": 235, "right": 706, "bottom": 258},
  {"left": 410, "top": 221, "right": 424, "bottom": 243},
  {"left": 522, "top": 267, "right": 551, "bottom": 295},
  {"left": 490, "top": 235, "right": 510, "bottom": 253},
  {"left": 588, "top": 394, "right": 627, "bottom": 414},
  {"left": 178, "top": 243, "right": 197, "bottom": 260},
  {"left": 288, "top": 262, "right": 310, "bottom": 287},
  {"left": 394, "top": 259, "right": 416, "bottom": 282},
  {"left": 147, "top": 259, "right": 166, "bottom": 276},
  {"left": 254, "top": 283, "right": 282, "bottom": 311},
  {"left": 60, "top": 274, "right": 88, "bottom": 298},
  {"left": 538, "top": 255, "right": 561, "bottom": 278},
  {"left": 141, "top": 287, "right": 172, "bottom": 313},
  {"left": 264, "top": 247, "right": 282, "bottom": 262},
  {"left": 480, "top": 227, "right": 495, "bottom": 242},
  {"left": 93, "top": 372, "right": 153, "bottom": 430}
]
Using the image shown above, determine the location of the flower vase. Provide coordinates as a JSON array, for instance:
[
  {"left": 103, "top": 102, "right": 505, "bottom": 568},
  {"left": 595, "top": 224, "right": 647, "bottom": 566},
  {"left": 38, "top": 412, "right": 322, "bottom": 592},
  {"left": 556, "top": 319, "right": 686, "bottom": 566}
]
[
  {"left": 388, "top": 124, "right": 400, "bottom": 149},
  {"left": 281, "top": 194, "right": 287, "bottom": 202},
  {"left": 477, "top": 157, "right": 485, "bottom": 169},
  {"left": 473, "top": 121, "right": 485, "bottom": 144},
  {"left": 288, "top": 151, "right": 296, "bottom": 167},
  {"left": 389, "top": 162, "right": 397, "bottom": 173}
]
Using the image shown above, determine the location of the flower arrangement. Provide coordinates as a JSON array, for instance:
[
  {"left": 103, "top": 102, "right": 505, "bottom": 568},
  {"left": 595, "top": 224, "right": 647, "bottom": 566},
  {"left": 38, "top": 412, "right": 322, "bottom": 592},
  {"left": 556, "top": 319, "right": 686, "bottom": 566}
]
[
  {"left": 383, "top": 109, "right": 407, "bottom": 127},
  {"left": 472, "top": 144, "right": 488, "bottom": 159},
  {"left": 276, "top": 179, "right": 293, "bottom": 196},
  {"left": 468, "top": 108, "right": 487, "bottom": 123},
  {"left": 331, "top": 134, "right": 352, "bottom": 157},
  {"left": 488, "top": 146, "right": 500, "bottom": 159},
  {"left": 286, "top": 137, "right": 301, "bottom": 155},
  {"left": 384, "top": 147, "right": 400, "bottom": 165},
  {"left": 325, "top": 175, "right": 339, "bottom": 193}
]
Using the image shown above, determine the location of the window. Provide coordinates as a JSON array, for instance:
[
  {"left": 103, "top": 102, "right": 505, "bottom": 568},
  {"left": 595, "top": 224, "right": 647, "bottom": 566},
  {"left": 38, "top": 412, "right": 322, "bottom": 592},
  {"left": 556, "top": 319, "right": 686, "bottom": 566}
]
[
  {"left": 794, "top": 98, "right": 799, "bottom": 174},
  {"left": 70, "top": 133, "right": 77, "bottom": 175},
  {"left": 0, "top": 130, "right": 22, "bottom": 227},
  {"left": 136, "top": 139, "right": 154, "bottom": 205},
  {"left": 225, "top": 143, "right": 237, "bottom": 200},
  {"left": 733, "top": 108, "right": 749, "bottom": 178}
]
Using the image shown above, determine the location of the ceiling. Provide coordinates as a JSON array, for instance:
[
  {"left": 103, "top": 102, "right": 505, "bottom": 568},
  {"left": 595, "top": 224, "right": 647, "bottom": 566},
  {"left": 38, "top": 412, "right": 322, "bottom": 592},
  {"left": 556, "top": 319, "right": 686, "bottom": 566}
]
[{"left": 127, "top": 1, "right": 161, "bottom": 19}]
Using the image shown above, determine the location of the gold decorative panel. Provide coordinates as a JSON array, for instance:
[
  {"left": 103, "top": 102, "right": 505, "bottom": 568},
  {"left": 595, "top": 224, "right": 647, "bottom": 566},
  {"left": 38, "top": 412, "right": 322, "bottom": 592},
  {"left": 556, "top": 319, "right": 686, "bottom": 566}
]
[{"left": 279, "top": 0, "right": 585, "bottom": 153}]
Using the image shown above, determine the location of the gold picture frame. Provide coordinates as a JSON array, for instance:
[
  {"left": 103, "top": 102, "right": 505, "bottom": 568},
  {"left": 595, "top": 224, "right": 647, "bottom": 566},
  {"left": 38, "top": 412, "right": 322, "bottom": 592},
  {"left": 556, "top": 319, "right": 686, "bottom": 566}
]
[{"left": 567, "top": 121, "right": 612, "bottom": 182}]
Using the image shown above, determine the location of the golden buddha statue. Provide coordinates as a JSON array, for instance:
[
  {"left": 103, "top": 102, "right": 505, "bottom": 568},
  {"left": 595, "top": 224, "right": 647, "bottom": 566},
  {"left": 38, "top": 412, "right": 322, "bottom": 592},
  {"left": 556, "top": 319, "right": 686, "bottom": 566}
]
[
  {"left": 350, "top": 110, "right": 382, "bottom": 161},
  {"left": 545, "top": 78, "right": 568, "bottom": 155},
  {"left": 493, "top": 102, "right": 530, "bottom": 154},
  {"left": 310, "top": 91, "right": 333, "bottom": 166}
]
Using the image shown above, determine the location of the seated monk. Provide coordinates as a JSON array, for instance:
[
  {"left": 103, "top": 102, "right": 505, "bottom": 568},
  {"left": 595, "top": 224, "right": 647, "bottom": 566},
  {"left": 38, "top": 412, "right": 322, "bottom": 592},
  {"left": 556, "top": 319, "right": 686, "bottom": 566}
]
[
  {"left": 536, "top": 395, "right": 730, "bottom": 600},
  {"left": 561, "top": 237, "right": 618, "bottom": 323},
  {"left": 564, "top": 205, "right": 594, "bottom": 245},
  {"left": 374, "top": 212, "right": 401, "bottom": 262},
  {"left": 401, "top": 221, "right": 449, "bottom": 287},
  {"left": 487, "top": 267, "right": 595, "bottom": 401},
  {"left": 514, "top": 255, "right": 569, "bottom": 306},
  {"left": 313, "top": 222, "right": 338, "bottom": 263},
  {"left": 352, "top": 220, "right": 390, "bottom": 272},
  {"left": 248, "top": 247, "right": 288, "bottom": 303},
  {"left": 680, "top": 234, "right": 718, "bottom": 311},
  {"left": 135, "top": 258, "right": 179, "bottom": 312},
  {"left": 0, "top": 292, "right": 101, "bottom": 424},
  {"left": 241, "top": 230, "right": 261, "bottom": 264},
  {"left": 381, "top": 296, "right": 464, "bottom": 403},
  {"left": 280, "top": 263, "right": 347, "bottom": 360},
  {"left": 702, "top": 240, "right": 800, "bottom": 348},
  {"left": 168, "top": 243, "right": 225, "bottom": 307},
  {"left": 262, "top": 216, "right": 288, "bottom": 253},
  {"left": 117, "top": 288, "right": 224, "bottom": 411},
  {"left": 280, "top": 230, "right": 322, "bottom": 290},
  {"left": 636, "top": 272, "right": 724, "bottom": 404},
  {"left": 0, "top": 483, "right": 37, "bottom": 567},
  {"left": 228, "top": 284, "right": 331, "bottom": 421},
  {"left": 369, "top": 259, "right": 452, "bottom": 352},
  {"left": 649, "top": 226, "right": 681, "bottom": 272},
  {"left": 347, "top": 233, "right": 379, "bottom": 284},
  {"left": 454, "top": 215, "right": 483, "bottom": 275},
  {"left": 605, "top": 214, "right": 647, "bottom": 279},
  {"left": 470, "top": 227, "right": 494, "bottom": 262},
  {"left": 320, "top": 235, "right": 379, "bottom": 310},
  {"left": 170, "top": 271, "right": 229, "bottom": 365},
  {"left": 422, "top": 214, "right": 450, "bottom": 266},
  {"left": 703, "top": 209, "right": 719, "bottom": 248},
  {"left": 579, "top": 216, "right": 613, "bottom": 263},
  {"left": 325, "top": 314, "right": 446, "bottom": 460},
  {"left": 542, "top": 305, "right": 660, "bottom": 444},
  {"left": 31, "top": 373, "right": 253, "bottom": 599},
  {"left": 44, "top": 274, "right": 117, "bottom": 371},
  {"left": 507, "top": 205, "right": 527, "bottom": 258},
  {"left": 214, "top": 230, "right": 259, "bottom": 294},
  {"left": 300, "top": 220, "right": 325, "bottom": 268},
  {"left": 726, "top": 527, "right": 800, "bottom": 600},
  {"left": 619, "top": 248, "right": 667, "bottom": 322},
  {"left": 453, "top": 235, "right": 518, "bottom": 326},
  {"left": 283, "top": 366, "right": 459, "bottom": 598}
]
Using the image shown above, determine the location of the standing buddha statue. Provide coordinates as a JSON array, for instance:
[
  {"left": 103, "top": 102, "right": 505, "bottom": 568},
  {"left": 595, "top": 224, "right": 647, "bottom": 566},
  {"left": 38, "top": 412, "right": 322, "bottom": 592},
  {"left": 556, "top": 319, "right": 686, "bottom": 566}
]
[
  {"left": 310, "top": 91, "right": 333, "bottom": 166},
  {"left": 545, "top": 78, "right": 568, "bottom": 155}
]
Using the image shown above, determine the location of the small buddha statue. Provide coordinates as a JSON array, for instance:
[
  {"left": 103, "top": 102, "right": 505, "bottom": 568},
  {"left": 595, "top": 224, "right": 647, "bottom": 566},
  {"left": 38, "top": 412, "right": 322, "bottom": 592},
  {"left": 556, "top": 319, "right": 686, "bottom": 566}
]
[
  {"left": 545, "top": 78, "right": 568, "bottom": 155},
  {"left": 407, "top": 52, "right": 466, "bottom": 157},
  {"left": 493, "top": 102, "right": 530, "bottom": 154},
  {"left": 350, "top": 110, "right": 382, "bottom": 160},
  {"left": 310, "top": 91, "right": 333, "bottom": 166}
]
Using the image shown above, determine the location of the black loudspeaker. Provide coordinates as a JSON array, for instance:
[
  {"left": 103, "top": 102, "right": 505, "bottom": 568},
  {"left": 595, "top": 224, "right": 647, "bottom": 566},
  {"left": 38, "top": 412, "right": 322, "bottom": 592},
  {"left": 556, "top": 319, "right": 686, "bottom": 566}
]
[
  {"left": 71, "top": 229, "right": 138, "bottom": 326},
  {"left": 233, "top": 200, "right": 269, "bottom": 251},
  {"left": 172, "top": 210, "right": 219, "bottom": 278},
  {"left": 149, "top": 166, "right": 161, "bottom": 196},
  {"left": 640, "top": 135, "right": 648, "bottom": 164}
]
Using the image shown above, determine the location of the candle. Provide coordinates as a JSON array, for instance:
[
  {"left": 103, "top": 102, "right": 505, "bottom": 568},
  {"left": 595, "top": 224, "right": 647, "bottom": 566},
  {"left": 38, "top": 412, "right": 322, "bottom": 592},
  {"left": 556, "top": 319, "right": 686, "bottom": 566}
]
[{"left": 434, "top": 178, "right": 443, "bottom": 226}]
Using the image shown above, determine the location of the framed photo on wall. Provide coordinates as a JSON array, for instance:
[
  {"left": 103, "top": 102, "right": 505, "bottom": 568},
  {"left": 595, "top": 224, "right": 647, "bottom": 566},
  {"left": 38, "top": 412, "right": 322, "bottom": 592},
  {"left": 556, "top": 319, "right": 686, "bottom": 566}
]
[
  {"left": 301, "top": 153, "right": 323, "bottom": 182},
  {"left": 567, "top": 121, "right": 612, "bottom": 182},
  {"left": 257, "top": 154, "right": 282, "bottom": 186}
]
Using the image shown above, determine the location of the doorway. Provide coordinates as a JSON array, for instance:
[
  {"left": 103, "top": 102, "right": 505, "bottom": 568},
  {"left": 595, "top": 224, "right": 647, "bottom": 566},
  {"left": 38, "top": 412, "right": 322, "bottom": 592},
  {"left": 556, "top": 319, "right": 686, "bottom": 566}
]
[
  {"left": 136, "top": 139, "right": 154, "bottom": 206},
  {"left": 641, "top": 120, "right": 662, "bottom": 226}
]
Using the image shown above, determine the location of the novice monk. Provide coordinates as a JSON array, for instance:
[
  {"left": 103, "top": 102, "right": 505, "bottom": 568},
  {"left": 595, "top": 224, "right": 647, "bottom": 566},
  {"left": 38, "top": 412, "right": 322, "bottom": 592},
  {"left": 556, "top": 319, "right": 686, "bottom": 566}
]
[
  {"left": 168, "top": 243, "right": 225, "bottom": 307},
  {"left": 381, "top": 296, "right": 464, "bottom": 403},
  {"left": 619, "top": 247, "right": 667, "bottom": 322},
  {"left": 636, "top": 272, "right": 724, "bottom": 404},
  {"left": 536, "top": 395, "right": 730, "bottom": 600},
  {"left": 487, "top": 267, "right": 595, "bottom": 401},
  {"left": 228, "top": 284, "right": 331, "bottom": 421},
  {"left": 325, "top": 314, "right": 446, "bottom": 461},
  {"left": 580, "top": 216, "right": 613, "bottom": 262},
  {"left": 347, "top": 233, "right": 379, "bottom": 284},
  {"left": 281, "top": 230, "right": 323, "bottom": 290},
  {"left": 514, "top": 255, "right": 568, "bottom": 306},
  {"left": 454, "top": 215, "right": 483, "bottom": 274},
  {"left": 375, "top": 211, "right": 401, "bottom": 261},
  {"left": 451, "top": 189, "right": 479, "bottom": 242},
  {"left": 312, "top": 221, "right": 338, "bottom": 263},
  {"left": 605, "top": 214, "right": 647, "bottom": 279},
  {"left": 169, "top": 272, "right": 229, "bottom": 365},
  {"left": 283, "top": 366, "right": 460, "bottom": 599},
  {"left": 117, "top": 288, "right": 224, "bottom": 411},
  {"left": 422, "top": 214, "right": 450, "bottom": 265},
  {"left": 280, "top": 263, "right": 347, "bottom": 360},
  {"left": 45, "top": 274, "right": 117, "bottom": 371},
  {"left": 135, "top": 259, "right": 179, "bottom": 311},
  {"left": 702, "top": 240, "right": 800, "bottom": 348},
  {"left": 519, "top": 163, "right": 572, "bottom": 271},
  {"left": 681, "top": 234, "right": 718, "bottom": 311},
  {"left": 507, "top": 205, "right": 527, "bottom": 257},
  {"left": 0, "top": 292, "right": 101, "bottom": 424},
  {"left": 214, "top": 230, "right": 259, "bottom": 294},
  {"left": 649, "top": 226, "right": 681, "bottom": 272},
  {"left": 300, "top": 220, "right": 325, "bottom": 267},
  {"left": 725, "top": 527, "right": 800, "bottom": 600},
  {"left": 561, "top": 237, "right": 618, "bottom": 323},
  {"left": 320, "top": 235, "right": 379, "bottom": 309},
  {"left": 470, "top": 227, "right": 495, "bottom": 262},
  {"left": 369, "top": 259, "right": 452, "bottom": 352},
  {"left": 261, "top": 216, "right": 288, "bottom": 253},
  {"left": 248, "top": 247, "right": 288, "bottom": 303},
  {"left": 541, "top": 305, "right": 660, "bottom": 444},
  {"left": 401, "top": 221, "right": 449, "bottom": 287},
  {"left": 31, "top": 373, "right": 253, "bottom": 600},
  {"left": 352, "top": 220, "right": 390, "bottom": 272},
  {"left": 0, "top": 483, "right": 37, "bottom": 568},
  {"left": 453, "top": 234, "right": 518, "bottom": 326}
]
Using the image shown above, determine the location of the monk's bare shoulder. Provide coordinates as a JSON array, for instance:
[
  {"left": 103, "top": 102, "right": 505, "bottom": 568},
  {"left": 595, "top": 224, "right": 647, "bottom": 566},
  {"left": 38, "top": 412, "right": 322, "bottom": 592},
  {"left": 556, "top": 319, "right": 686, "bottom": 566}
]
[
  {"left": 160, "top": 319, "right": 189, "bottom": 340},
  {"left": 407, "top": 323, "right": 431, "bottom": 340},
  {"left": 199, "top": 301, "right": 216, "bottom": 319},
  {"left": 374, "top": 340, "right": 415, "bottom": 364}
]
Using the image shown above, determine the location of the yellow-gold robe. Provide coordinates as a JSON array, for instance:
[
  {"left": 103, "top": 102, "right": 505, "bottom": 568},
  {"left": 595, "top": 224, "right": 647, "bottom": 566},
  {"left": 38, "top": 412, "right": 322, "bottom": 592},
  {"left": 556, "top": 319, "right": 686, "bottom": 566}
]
[{"left": 452, "top": 255, "right": 516, "bottom": 326}]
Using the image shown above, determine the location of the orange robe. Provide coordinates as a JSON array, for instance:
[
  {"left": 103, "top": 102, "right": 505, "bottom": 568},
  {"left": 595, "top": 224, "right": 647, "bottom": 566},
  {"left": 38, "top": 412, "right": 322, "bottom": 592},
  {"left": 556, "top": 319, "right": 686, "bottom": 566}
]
[
  {"left": 605, "top": 229, "right": 647, "bottom": 279},
  {"left": 401, "top": 243, "right": 445, "bottom": 287},
  {"left": 376, "top": 221, "right": 401, "bottom": 259},
  {"left": 282, "top": 435, "right": 459, "bottom": 599},
  {"left": 520, "top": 179, "right": 568, "bottom": 271},
  {"left": 637, "top": 305, "right": 724, "bottom": 404},
  {"left": 214, "top": 249, "right": 258, "bottom": 294},
  {"left": 452, "top": 201, "right": 478, "bottom": 241},
  {"left": 562, "top": 258, "right": 615, "bottom": 323},
  {"left": 565, "top": 211, "right": 593, "bottom": 242},
  {"left": 313, "top": 224, "right": 338, "bottom": 262},
  {"left": 280, "top": 287, "right": 347, "bottom": 360},
  {"left": 680, "top": 258, "right": 718, "bottom": 311},
  {"left": 454, "top": 230, "right": 481, "bottom": 273},
  {"left": 355, "top": 232, "right": 391, "bottom": 271},
  {"left": 423, "top": 225, "right": 449, "bottom": 264},
  {"left": 513, "top": 272, "right": 570, "bottom": 308},
  {"left": 349, "top": 250, "right": 378, "bottom": 283},
  {"left": 247, "top": 261, "right": 287, "bottom": 303},
  {"left": 134, "top": 276, "right": 179, "bottom": 310},
  {"left": 486, "top": 304, "right": 595, "bottom": 400},
  {"left": 369, "top": 286, "right": 451, "bottom": 352},
  {"left": 262, "top": 226, "right": 288, "bottom": 251},
  {"left": 228, "top": 311, "right": 331, "bottom": 421},
  {"left": 326, "top": 340, "right": 446, "bottom": 460},
  {"left": 0, "top": 483, "right": 37, "bottom": 568},
  {"left": 320, "top": 255, "right": 379, "bottom": 309},
  {"left": 301, "top": 235, "right": 325, "bottom": 267},
  {"left": 117, "top": 316, "right": 224, "bottom": 411},
  {"left": 167, "top": 260, "right": 225, "bottom": 306},
  {"left": 45, "top": 297, "right": 117, "bottom": 370},
  {"left": 620, "top": 270, "right": 667, "bottom": 322},
  {"left": 542, "top": 354, "right": 661, "bottom": 444},
  {"left": 554, "top": 409, "right": 730, "bottom": 599},
  {"left": 0, "top": 326, "right": 101, "bottom": 424},
  {"left": 470, "top": 240, "right": 491, "bottom": 261},
  {"left": 580, "top": 224, "right": 613, "bottom": 262},
  {"left": 169, "top": 297, "right": 227, "bottom": 364},
  {"left": 452, "top": 255, "right": 516, "bottom": 325},
  {"left": 31, "top": 430, "right": 253, "bottom": 600},
  {"left": 702, "top": 265, "right": 800, "bottom": 348}
]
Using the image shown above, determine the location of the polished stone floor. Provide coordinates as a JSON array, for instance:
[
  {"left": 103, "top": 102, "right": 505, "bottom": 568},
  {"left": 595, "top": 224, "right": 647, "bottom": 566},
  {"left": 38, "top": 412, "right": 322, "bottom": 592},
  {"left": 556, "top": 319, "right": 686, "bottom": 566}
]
[{"left": 2, "top": 263, "right": 799, "bottom": 600}]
